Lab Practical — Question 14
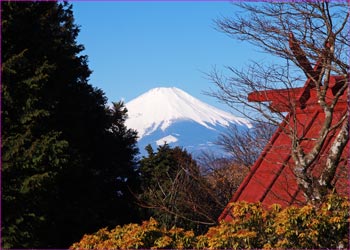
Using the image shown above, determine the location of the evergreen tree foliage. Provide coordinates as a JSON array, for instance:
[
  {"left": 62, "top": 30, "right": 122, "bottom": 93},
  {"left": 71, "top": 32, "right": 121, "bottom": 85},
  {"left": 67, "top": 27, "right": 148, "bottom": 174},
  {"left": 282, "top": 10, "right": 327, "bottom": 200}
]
[
  {"left": 138, "top": 144, "right": 220, "bottom": 235},
  {"left": 1, "top": 1, "right": 140, "bottom": 248}
]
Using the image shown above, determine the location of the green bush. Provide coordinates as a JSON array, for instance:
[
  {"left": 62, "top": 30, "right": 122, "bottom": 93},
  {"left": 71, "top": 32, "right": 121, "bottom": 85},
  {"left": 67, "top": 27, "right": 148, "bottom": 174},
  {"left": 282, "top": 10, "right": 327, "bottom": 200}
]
[{"left": 70, "top": 194, "right": 349, "bottom": 249}]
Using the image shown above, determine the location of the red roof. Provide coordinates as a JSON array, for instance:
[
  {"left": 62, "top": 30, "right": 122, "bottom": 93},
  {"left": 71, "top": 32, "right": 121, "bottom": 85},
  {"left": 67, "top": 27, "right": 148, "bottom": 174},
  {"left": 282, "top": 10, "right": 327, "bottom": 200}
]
[{"left": 218, "top": 72, "right": 349, "bottom": 222}]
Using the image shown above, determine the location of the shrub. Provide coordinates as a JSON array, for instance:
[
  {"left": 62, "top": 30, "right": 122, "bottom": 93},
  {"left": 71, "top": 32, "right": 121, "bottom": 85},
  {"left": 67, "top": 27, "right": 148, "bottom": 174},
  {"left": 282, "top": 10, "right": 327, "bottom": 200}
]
[
  {"left": 70, "top": 194, "right": 349, "bottom": 249},
  {"left": 70, "top": 218, "right": 196, "bottom": 249}
]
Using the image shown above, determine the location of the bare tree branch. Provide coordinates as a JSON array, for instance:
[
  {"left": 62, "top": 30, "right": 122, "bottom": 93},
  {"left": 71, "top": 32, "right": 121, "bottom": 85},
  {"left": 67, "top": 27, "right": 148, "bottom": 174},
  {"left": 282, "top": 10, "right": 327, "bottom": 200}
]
[{"left": 209, "top": 2, "right": 349, "bottom": 205}]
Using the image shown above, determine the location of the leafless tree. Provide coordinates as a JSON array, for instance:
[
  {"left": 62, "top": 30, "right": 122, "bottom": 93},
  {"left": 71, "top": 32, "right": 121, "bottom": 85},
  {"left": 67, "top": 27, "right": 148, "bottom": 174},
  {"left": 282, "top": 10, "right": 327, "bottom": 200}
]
[
  {"left": 216, "top": 122, "right": 275, "bottom": 168},
  {"left": 198, "top": 151, "right": 250, "bottom": 205},
  {"left": 136, "top": 145, "right": 230, "bottom": 232},
  {"left": 135, "top": 144, "right": 251, "bottom": 232},
  {"left": 208, "top": 2, "right": 349, "bottom": 205}
]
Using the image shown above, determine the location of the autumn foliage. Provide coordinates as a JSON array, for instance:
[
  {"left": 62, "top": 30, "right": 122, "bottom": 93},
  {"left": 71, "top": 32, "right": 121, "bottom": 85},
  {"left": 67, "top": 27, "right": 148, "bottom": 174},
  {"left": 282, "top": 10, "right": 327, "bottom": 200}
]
[{"left": 70, "top": 194, "right": 349, "bottom": 249}]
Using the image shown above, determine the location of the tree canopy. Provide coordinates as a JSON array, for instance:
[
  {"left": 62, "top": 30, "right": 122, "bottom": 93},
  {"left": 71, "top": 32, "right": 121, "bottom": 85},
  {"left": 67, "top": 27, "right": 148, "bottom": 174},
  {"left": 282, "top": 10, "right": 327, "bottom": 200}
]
[
  {"left": 1, "top": 1, "right": 140, "bottom": 248},
  {"left": 136, "top": 143, "right": 249, "bottom": 235}
]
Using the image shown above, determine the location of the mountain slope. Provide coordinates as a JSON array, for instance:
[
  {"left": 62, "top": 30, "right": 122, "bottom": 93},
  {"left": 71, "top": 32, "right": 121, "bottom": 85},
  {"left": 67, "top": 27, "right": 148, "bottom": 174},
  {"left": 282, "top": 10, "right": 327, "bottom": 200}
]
[{"left": 125, "top": 87, "right": 252, "bottom": 156}]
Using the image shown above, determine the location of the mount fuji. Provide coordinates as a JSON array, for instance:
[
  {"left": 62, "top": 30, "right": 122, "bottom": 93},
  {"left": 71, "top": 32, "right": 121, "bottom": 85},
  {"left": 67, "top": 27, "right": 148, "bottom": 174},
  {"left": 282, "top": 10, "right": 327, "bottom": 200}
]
[{"left": 125, "top": 87, "right": 252, "bottom": 157}]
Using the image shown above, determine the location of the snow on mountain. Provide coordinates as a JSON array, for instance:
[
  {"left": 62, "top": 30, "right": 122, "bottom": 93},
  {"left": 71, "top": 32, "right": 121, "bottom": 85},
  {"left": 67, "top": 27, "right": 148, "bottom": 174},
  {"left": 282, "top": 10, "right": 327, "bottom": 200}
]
[
  {"left": 156, "top": 135, "right": 178, "bottom": 146},
  {"left": 125, "top": 87, "right": 252, "bottom": 156},
  {"left": 126, "top": 87, "right": 251, "bottom": 137}
]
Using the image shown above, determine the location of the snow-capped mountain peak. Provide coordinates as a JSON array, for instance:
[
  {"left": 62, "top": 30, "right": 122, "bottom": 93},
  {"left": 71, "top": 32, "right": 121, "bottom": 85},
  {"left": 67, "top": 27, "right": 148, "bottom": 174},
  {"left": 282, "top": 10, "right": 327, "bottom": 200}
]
[{"left": 125, "top": 87, "right": 251, "bottom": 139}]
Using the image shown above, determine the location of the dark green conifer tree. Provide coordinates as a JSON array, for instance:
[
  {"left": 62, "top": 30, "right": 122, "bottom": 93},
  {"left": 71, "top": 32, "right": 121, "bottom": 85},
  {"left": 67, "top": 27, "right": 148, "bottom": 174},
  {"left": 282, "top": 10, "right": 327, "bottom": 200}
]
[
  {"left": 138, "top": 144, "right": 218, "bottom": 235},
  {"left": 1, "top": 2, "right": 140, "bottom": 248}
]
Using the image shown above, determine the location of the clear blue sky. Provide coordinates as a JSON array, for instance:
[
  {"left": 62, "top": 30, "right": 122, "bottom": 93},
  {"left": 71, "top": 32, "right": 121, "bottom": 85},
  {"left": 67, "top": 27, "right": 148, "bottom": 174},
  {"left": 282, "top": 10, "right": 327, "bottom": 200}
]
[{"left": 72, "top": 1, "right": 269, "bottom": 113}]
